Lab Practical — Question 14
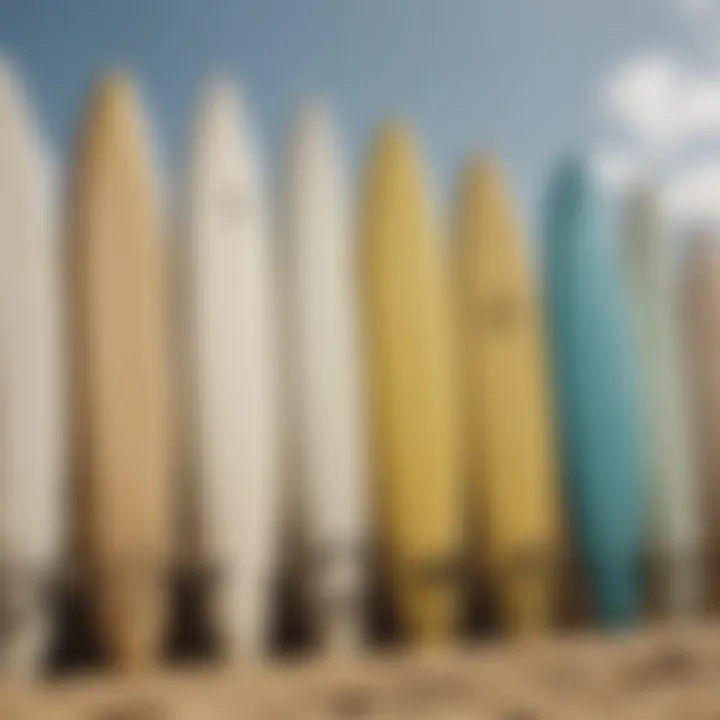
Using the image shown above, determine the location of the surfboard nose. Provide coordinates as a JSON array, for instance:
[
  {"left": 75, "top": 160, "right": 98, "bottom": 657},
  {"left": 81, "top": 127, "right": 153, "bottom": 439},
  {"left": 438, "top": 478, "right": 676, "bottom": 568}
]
[
  {"left": 373, "top": 121, "right": 415, "bottom": 157},
  {"left": 0, "top": 58, "right": 20, "bottom": 104},
  {"left": 543, "top": 156, "right": 594, "bottom": 228},
  {"left": 199, "top": 79, "right": 243, "bottom": 126},
  {"left": 78, "top": 73, "right": 149, "bottom": 164},
  {"left": 291, "top": 101, "right": 333, "bottom": 140},
  {"left": 93, "top": 72, "right": 139, "bottom": 117}
]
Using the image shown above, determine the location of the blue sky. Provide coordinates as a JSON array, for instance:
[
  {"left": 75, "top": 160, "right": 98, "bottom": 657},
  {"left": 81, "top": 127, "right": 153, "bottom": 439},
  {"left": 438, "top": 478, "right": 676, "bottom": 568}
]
[{"left": 0, "top": 0, "right": 715, "bottom": 228}]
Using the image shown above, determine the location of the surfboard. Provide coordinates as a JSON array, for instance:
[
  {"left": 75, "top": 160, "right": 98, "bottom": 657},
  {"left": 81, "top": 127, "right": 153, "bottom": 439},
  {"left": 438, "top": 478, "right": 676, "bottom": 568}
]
[
  {"left": 69, "top": 74, "right": 173, "bottom": 670},
  {"left": 359, "top": 124, "right": 460, "bottom": 643},
  {"left": 283, "top": 104, "right": 367, "bottom": 652},
  {"left": 183, "top": 81, "right": 279, "bottom": 659},
  {"left": 684, "top": 232, "right": 720, "bottom": 612},
  {"left": 0, "top": 61, "right": 65, "bottom": 675},
  {"left": 541, "top": 158, "right": 643, "bottom": 628},
  {"left": 454, "top": 158, "right": 558, "bottom": 635},
  {"left": 621, "top": 187, "right": 701, "bottom": 617}
]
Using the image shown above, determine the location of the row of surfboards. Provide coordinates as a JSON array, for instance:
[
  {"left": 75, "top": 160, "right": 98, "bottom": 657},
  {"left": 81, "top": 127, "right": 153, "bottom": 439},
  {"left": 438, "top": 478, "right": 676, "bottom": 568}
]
[{"left": 0, "top": 59, "right": 718, "bottom": 677}]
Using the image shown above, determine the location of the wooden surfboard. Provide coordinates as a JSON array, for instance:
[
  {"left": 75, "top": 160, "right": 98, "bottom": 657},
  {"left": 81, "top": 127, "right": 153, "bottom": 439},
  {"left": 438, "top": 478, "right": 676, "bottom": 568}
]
[
  {"left": 359, "top": 124, "right": 460, "bottom": 644},
  {"left": 0, "top": 61, "right": 65, "bottom": 675},
  {"left": 684, "top": 231, "right": 720, "bottom": 612},
  {"left": 69, "top": 74, "right": 174, "bottom": 670},
  {"left": 621, "top": 187, "right": 702, "bottom": 618},
  {"left": 453, "top": 158, "right": 558, "bottom": 635},
  {"left": 283, "top": 104, "right": 367, "bottom": 652},
  {"left": 183, "top": 81, "right": 279, "bottom": 659},
  {"left": 542, "top": 158, "right": 643, "bottom": 628}
]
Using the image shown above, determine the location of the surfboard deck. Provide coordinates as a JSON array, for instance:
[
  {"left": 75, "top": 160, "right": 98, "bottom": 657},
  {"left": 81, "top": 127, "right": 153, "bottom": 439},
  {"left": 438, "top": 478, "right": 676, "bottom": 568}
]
[
  {"left": 183, "top": 81, "right": 278, "bottom": 659},
  {"left": 542, "top": 159, "right": 643, "bottom": 628},
  {"left": 283, "top": 105, "right": 367, "bottom": 652},
  {"left": 69, "top": 74, "right": 173, "bottom": 670},
  {"left": 454, "top": 158, "right": 558, "bottom": 635},
  {"left": 621, "top": 188, "right": 701, "bottom": 618},
  {"left": 360, "top": 124, "right": 460, "bottom": 643},
  {"left": 0, "top": 61, "right": 65, "bottom": 675}
]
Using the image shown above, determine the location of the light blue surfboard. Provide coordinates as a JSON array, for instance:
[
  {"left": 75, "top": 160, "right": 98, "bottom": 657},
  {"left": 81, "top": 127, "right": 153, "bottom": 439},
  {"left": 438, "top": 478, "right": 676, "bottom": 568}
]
[{"left": 542, "top": 158, "right": 644, "bottom": 628}]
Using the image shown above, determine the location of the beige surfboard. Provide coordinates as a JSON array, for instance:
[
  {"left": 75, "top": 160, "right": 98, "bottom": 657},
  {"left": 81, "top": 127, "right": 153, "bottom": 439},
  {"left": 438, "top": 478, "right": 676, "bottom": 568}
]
[
  {"left": 359, "top": 124, "right": 460, "bottom": 644},
  {"left": 183, "top": 81, "right": 280, "bottom": 658},
  {"left": 622, "top": 189, "right": 702, "bottom": 618},
  {"left": 283, "top": 104, "right": 368, "bottom": 652},
  {"left": 68, "top": 74, "right": 174, "bottom": 670},
  {"left": 0, "top": 60, "right": 65, "bottom": 675}
]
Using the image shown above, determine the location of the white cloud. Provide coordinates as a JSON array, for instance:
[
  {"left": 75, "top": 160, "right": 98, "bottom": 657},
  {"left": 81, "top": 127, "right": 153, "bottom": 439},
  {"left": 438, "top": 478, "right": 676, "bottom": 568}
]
[
  {"left": 684, "top": 77, "right": 720, "bottom": 133},
  {"left": 603, "top": 54, "right": 720, "bottom": 154},
  {"left": 596, "top": 6, "right": 720, "bottom": 225},
  {"left": 662, "top": 160, "right": 720, "bottom": 223},
  {"left": 599, "top": 53, "right": 720, "bottom": 224},
  {"left": 604, "top": 55, "right": 683, "bottom": 152}
]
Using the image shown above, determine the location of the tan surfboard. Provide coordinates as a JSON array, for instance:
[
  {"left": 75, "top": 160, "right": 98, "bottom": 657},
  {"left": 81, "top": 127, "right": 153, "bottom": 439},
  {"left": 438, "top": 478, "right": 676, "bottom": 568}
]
[
  {"left": 68, "top": 74, "right": 174, "bottom": 670},
  {"left": 454, "top": 158, "right": 559, "bottom": 635},
  {"left": 684, "top": 232, "right": 720, "bottom": 611},
  {"left": 359, "top": 123, "right": 460, "bottom": 644}
]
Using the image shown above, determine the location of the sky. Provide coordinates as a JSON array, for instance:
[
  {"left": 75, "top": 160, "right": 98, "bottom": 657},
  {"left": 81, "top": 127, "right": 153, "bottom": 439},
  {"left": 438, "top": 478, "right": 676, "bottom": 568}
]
[{"left": 0, "top": 0, "right": 717, "bottom": 231}]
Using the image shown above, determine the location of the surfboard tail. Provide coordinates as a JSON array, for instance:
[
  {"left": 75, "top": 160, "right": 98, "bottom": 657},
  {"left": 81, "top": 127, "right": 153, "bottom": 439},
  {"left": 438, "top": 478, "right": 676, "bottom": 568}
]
[
  {"left": 664, "top": 554, "right": 703, "bottom": 618},
  {"left": 492, "top": 546, "right": 557, "bottom": 635},
  {"left": 211, "top": 570, "right": 273, "bottom": 660},
  {"left": 590, "top": 561, "right": 640, "bottom": 629},
  {"left": 1, "top": 569, "right": 57, "bottom": 675},
  {"left": 94, "top": 562, "right": 168, "bottom": 670},
  {"left": 305, "top": 538, "right": 367, "bottom": 652}
]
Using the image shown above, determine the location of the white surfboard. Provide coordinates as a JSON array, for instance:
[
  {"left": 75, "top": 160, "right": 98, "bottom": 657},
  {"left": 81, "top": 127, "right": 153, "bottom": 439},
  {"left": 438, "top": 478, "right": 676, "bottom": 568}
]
[
  {"left": 183, "top": 80, "right": 279, "bottom": 659},
  {"left": 283, "top": 104, "right": 367, "bottom": 652},
  {"left": 621, "top": 185, "right": 702, "bottom": 617},
  {"left": 0, "top": 61, "right": 65, "bottom": 674}
]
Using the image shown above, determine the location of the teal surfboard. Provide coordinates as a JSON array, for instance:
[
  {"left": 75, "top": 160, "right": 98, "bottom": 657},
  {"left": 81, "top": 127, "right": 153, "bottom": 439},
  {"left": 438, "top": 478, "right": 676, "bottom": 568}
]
[{"left": 542, "top": 158, "right": 644, "bottom": 628}]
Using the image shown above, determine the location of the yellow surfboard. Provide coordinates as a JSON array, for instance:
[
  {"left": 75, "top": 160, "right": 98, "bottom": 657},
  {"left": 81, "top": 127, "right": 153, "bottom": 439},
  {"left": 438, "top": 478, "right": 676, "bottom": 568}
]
[
  {"left": 360, "top": 124, "right": 460, "bottom": 643},
  {"left": 454, "top": 158, "right": 558, "bottom": 635},
  {"left": 69, "top": 75, "right": 174, "bottom": 670}
]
